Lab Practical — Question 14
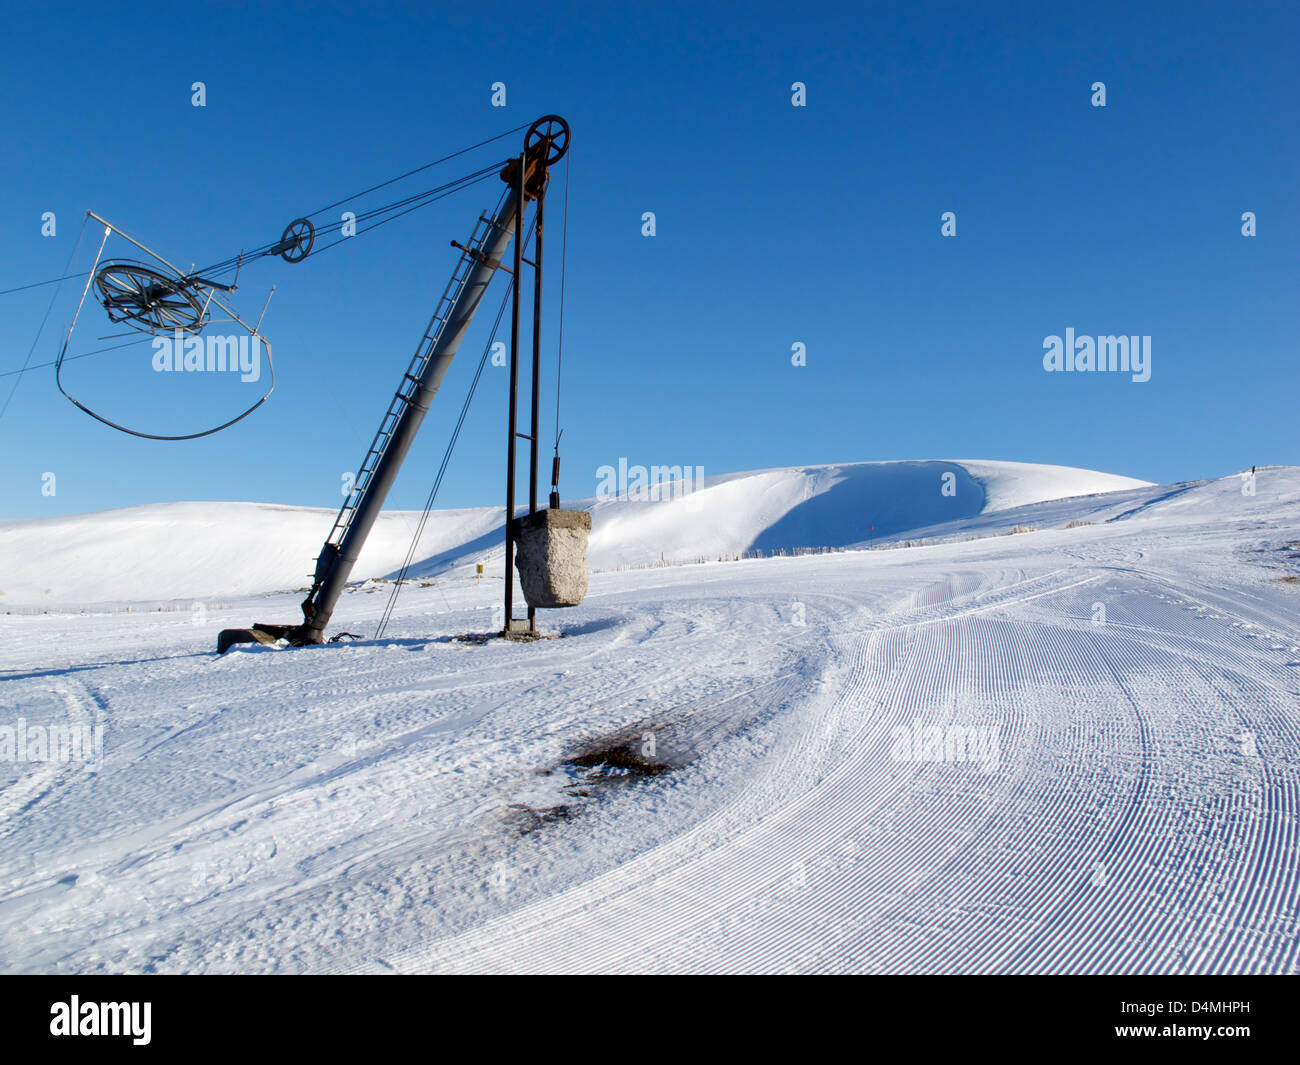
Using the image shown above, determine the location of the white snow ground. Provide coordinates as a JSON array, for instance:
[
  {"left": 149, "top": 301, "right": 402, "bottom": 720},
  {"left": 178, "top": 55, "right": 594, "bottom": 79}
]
[{"left": 0, "top": 460, "right": 1297, "bottom": 974}]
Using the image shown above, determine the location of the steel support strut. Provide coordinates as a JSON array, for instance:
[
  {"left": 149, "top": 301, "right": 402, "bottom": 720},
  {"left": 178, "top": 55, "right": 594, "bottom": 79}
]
[
  {"left": 502, "top": 131, "right": 552, "bottom": 635},
  {"left": 503, "top": 152, "right": 526, "bottom": 634}
]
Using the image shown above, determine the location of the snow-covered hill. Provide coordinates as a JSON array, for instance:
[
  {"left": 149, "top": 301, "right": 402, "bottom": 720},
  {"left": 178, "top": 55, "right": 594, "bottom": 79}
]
[{"left": 0, "top": 459, "right": 1149, "bottom": 606}]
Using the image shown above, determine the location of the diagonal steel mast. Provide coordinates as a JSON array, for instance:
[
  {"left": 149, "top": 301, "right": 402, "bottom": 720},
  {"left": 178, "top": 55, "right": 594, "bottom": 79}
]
[{"left": 218, "top": 116, "right": 569, "bottom": 652}]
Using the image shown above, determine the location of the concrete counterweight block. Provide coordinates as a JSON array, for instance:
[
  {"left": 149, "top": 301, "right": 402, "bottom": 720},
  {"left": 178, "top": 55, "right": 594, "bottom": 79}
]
[{"left": 513, "top": 508, "right": 591, "bottom": 607}]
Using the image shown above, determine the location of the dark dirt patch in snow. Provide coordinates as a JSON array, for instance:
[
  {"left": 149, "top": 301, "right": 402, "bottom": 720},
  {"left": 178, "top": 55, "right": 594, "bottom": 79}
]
[
  {"left": 504, "top": 726, "right": 689, "bottom": 833},
  {"left": 504, "top": 673, "right": 804, "bottom": 833},
  {"left": 570, "top": 739, "right": 673, "bottom": 777},
  {"left": 501, "top": 801, "right": 581, "bottom": 834}
]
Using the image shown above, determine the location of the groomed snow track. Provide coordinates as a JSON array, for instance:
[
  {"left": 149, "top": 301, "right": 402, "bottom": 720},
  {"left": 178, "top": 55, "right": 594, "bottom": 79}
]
[
  {"left": 361, "top": 559, "right": 1300, "bottom": 974},
  {"left": 0, "top": 467, "right": 1297, "bottom": 973}
]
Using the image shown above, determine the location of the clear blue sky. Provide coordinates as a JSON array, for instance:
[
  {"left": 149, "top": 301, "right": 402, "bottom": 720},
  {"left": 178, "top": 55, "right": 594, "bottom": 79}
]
[{"left": 1, "top": 0, "right": 1295, "bottom": 520}]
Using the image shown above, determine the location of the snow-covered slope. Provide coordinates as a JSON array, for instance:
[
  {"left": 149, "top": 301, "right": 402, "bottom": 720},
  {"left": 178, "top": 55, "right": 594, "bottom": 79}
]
[
  {"left": 0, "top": 465, "right": 1296, "bottom": 974},
  {"left": 0, "top": 502, "right": 503, "bottom": 607},
  {"left": 0, "top": 459, "right": 1149, "bottom": 606}
]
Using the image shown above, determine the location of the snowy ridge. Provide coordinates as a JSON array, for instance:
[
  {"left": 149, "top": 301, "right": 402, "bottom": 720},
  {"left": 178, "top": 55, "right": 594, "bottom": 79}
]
[{"left": 0, "top": 459, "right": 1149, "bottom": 606}]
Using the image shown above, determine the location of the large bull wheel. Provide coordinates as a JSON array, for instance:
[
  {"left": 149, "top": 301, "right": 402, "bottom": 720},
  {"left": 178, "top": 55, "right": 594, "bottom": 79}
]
[{"left": 94, "top": 261, "right": 206, "bottom": 335}]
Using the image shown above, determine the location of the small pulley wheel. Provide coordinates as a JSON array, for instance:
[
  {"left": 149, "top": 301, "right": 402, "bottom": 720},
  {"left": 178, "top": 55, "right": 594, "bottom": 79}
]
[
  {"left": 525, "top": 115, "right": 569, "bottom": 165},
  {"left": 279, "top": 218, "right": 315, "bottom": 263}
]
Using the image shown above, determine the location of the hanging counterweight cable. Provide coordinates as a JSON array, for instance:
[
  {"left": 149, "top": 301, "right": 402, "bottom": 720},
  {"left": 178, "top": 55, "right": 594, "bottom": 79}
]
[
  {"left": 553, "top": 148, "right": 571, "bottom": 454},
  {"left": 546, "top": 147, "right": 571, "bottom": 508}
]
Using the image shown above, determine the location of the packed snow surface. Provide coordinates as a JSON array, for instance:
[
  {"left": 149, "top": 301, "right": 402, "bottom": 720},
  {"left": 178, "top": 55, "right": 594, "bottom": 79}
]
[{"left": 1, "top": 460, "right": 1298, "bottom": 974}]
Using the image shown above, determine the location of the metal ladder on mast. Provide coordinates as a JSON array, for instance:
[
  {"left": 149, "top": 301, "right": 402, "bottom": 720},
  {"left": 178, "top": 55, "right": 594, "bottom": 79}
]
[{"left": 317, "top": 210, "right": 501, "bottom": 557}]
